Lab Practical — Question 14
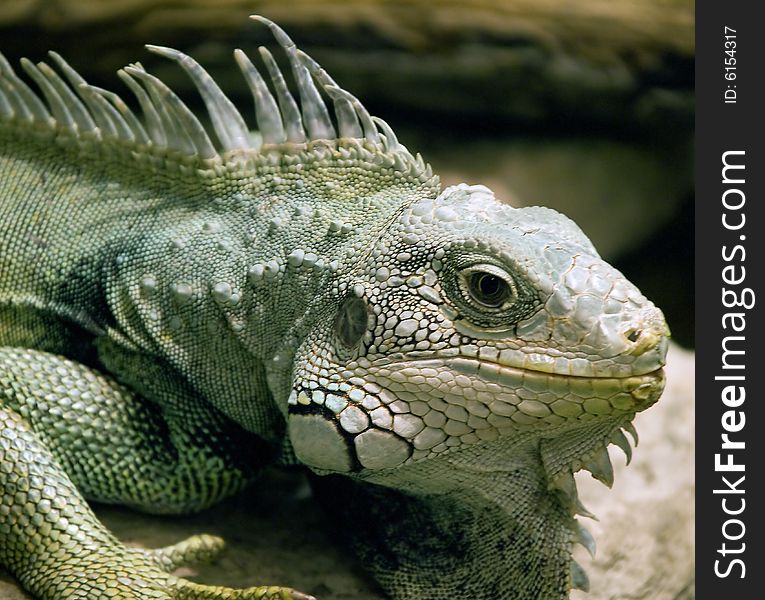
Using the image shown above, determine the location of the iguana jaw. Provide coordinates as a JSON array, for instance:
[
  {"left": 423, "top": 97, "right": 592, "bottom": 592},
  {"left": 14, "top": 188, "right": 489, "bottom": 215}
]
[
  {"left": 287, "top": 353, "right": 663, "bottom": 474},
  {"left": 448, "top": 312, "right": 670, "bottom": 379},
  {"left": 359, "top": 355, "right": 662, "bottom": 520}
]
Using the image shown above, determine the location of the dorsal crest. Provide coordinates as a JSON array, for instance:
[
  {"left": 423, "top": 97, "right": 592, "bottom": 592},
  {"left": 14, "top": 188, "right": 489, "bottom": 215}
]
[{"left": 0, "top": 16, "right": 433, "bottom": 182}]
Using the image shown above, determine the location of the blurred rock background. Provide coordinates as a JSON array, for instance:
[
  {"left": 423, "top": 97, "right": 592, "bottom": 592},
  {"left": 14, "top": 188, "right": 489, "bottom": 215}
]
[{"left": 0, "top": 1, "right": 694, "bottom": 598}]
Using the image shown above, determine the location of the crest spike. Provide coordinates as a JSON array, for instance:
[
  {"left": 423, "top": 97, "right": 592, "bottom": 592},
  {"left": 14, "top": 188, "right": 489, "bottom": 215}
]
[
  {"left": 258, "top": 46, "right": 306, "bottom": 144},
  {"left": 324, "top": 85, "right": 380, "bottom": 146},
  {"left": 48, "top": 51, "right": 131, "bottom": 142},
  {"left": 0, "top": 85, "right": 12, "bottom": 119},
  {"left": 124, "top": 65, "right": 184, "bottom": 150},
  {"left": 233, "top": 49, "right": 286, "bottom": 145},
  {"left": 44, "top": 53, "right": 97, "bottom": 133},
  {"left": 20, "top": 58, "right": 76, "bottom": 132},
  {"left": 371, "top": 116, "right": 403, "bottom": 152},
  {"left": 296, "top": 49, "right": 362, "bottom": 139},
  {"left": 84, "top": 84, "right": 150, "bottom": 145},
  {"left": 69, "top": 82, "right": 119, "bottom": 139},
  {"left": 251, "top": 16, "right": 335, "bottom": 141},
  {"left": 610, "top": 428, "right": 633, "bottom": 465},
  {"left": 623, "top": 421, "right": 639, "bottom": 446},
  {"left": 1, "top": 17, "right": 428, "bottom": 178},
  {"left": 0, "top": 52, "right": 50, "bottom": 123},
  {"left": 126, "top": 70, "right": 216, "bottom": 157},
  {"left": 124, "top": 65, "right": 207, "bottom": 157},
  {"left": 0, "top": 78, "right": 32, "bottom": 123},
  {"left": 582, "top": 446, "right": 614, "bottom": 488},
  {"left": 78, "top": 85, "right": 133, "bottom": 142},
  {"left": 146, "top": 44, "right": 252, "bottom": 152},
  {"left": 118, "top": 68, "right": 166, "bottom": 146}
]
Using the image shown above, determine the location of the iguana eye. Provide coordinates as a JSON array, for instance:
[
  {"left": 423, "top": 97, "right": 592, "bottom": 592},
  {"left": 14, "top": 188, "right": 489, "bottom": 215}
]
[
  {"left": 459, "top": 265, "right": 517, "bottom": 312},
  {"left": 468, "top": 272, "right": 511, "bottom": 308}
]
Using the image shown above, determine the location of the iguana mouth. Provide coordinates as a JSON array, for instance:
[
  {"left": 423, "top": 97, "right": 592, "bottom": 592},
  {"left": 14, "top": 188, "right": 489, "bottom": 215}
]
[
  {"left": 372, "top": 355, "right": 665, "bottom": 414},
  {"left": 460, "top": 356, "right": 666, "bottom": 382},
  {"left": 438, "top": 356, "right": 658, "bottom": 513},
  {"left": 449, "top": 357, "right": 665, "bottom": 413},
  {"left": 429, "top": 354, "right": 656, "bottom": 494}
]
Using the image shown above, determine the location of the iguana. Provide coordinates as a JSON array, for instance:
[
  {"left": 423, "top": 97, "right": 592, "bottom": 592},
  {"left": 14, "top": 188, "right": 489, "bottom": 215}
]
[{"left": 0, "top": 16, "right": 669, "bottom": 600}]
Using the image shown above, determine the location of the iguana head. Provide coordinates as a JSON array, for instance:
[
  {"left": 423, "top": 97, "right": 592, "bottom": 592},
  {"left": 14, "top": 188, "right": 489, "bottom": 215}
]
[
  {"left": 284, "top": 163, "right": 668, "bottom": 599},
  {"left": 289, "top": 180, "right": 668, "bottom": 478},
  {"left": 287, "top": 177, "right": 668, "bottom": 598}
]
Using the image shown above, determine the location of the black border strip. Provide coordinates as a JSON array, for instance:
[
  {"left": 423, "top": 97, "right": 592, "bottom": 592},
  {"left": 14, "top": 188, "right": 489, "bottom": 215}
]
[{"left": 696, "top": 2, "right": 764, "bottom": 597}]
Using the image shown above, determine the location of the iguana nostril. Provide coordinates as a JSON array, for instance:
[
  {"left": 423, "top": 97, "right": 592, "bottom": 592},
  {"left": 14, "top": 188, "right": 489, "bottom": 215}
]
[{"left": 626, "top": 321, "right": 670, "bottom": 359}]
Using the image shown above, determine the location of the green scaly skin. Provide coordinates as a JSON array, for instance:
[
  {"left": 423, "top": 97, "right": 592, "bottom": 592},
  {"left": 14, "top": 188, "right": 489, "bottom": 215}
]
[{"left": 0, "top": 17, "right": 669, "bottom": 600}]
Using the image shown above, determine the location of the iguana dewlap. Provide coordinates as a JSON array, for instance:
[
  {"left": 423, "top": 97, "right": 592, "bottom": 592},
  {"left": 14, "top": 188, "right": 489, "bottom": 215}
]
[{"left": 0, "top": 16, "right": 668, "bottom": 600}]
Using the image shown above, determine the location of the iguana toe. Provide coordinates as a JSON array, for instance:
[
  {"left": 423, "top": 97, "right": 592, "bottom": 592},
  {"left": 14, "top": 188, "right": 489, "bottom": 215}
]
[{"left": 148, "top": 534, "right": 228, "bottom": 571}]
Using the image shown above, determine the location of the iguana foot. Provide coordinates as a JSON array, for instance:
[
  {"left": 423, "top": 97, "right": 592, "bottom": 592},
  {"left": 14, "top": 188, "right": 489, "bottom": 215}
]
[
  {"left": 23, "top": 543, "right": 315, "bottom": 600},
  {"left": 0, "top": 373, "right": 313, "bottom": 600},
  {"left": 141, "top": 535, "right": 317, "bottom": 600},
  {"left": 28, "top": 543, "right": 316, "bottom": 600},
  {"left": 176, "top": 582, "right": 316, "bottom": 600}
]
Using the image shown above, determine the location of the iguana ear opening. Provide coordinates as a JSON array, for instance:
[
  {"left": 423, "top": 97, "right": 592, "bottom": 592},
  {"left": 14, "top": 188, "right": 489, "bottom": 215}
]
[
  {"left": 334, "top": 295, "right": 369, "bottom": 350},
  {"left": 287, "top": 286, "right": 419, "bottom": 473}
]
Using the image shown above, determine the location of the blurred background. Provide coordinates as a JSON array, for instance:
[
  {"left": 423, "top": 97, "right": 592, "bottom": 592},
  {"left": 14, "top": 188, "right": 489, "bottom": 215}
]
[
  {"left": 0, "top": 0, "right": 694, "bottom": 347},
  {"left": 0, "top": 2, "right": 694, "bottom": 599}
]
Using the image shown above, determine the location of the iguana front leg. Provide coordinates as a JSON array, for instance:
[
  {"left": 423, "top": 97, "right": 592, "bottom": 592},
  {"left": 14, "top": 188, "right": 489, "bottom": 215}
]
[{"left": 0, "top": 346, "right": 312, "bottom": 599}]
